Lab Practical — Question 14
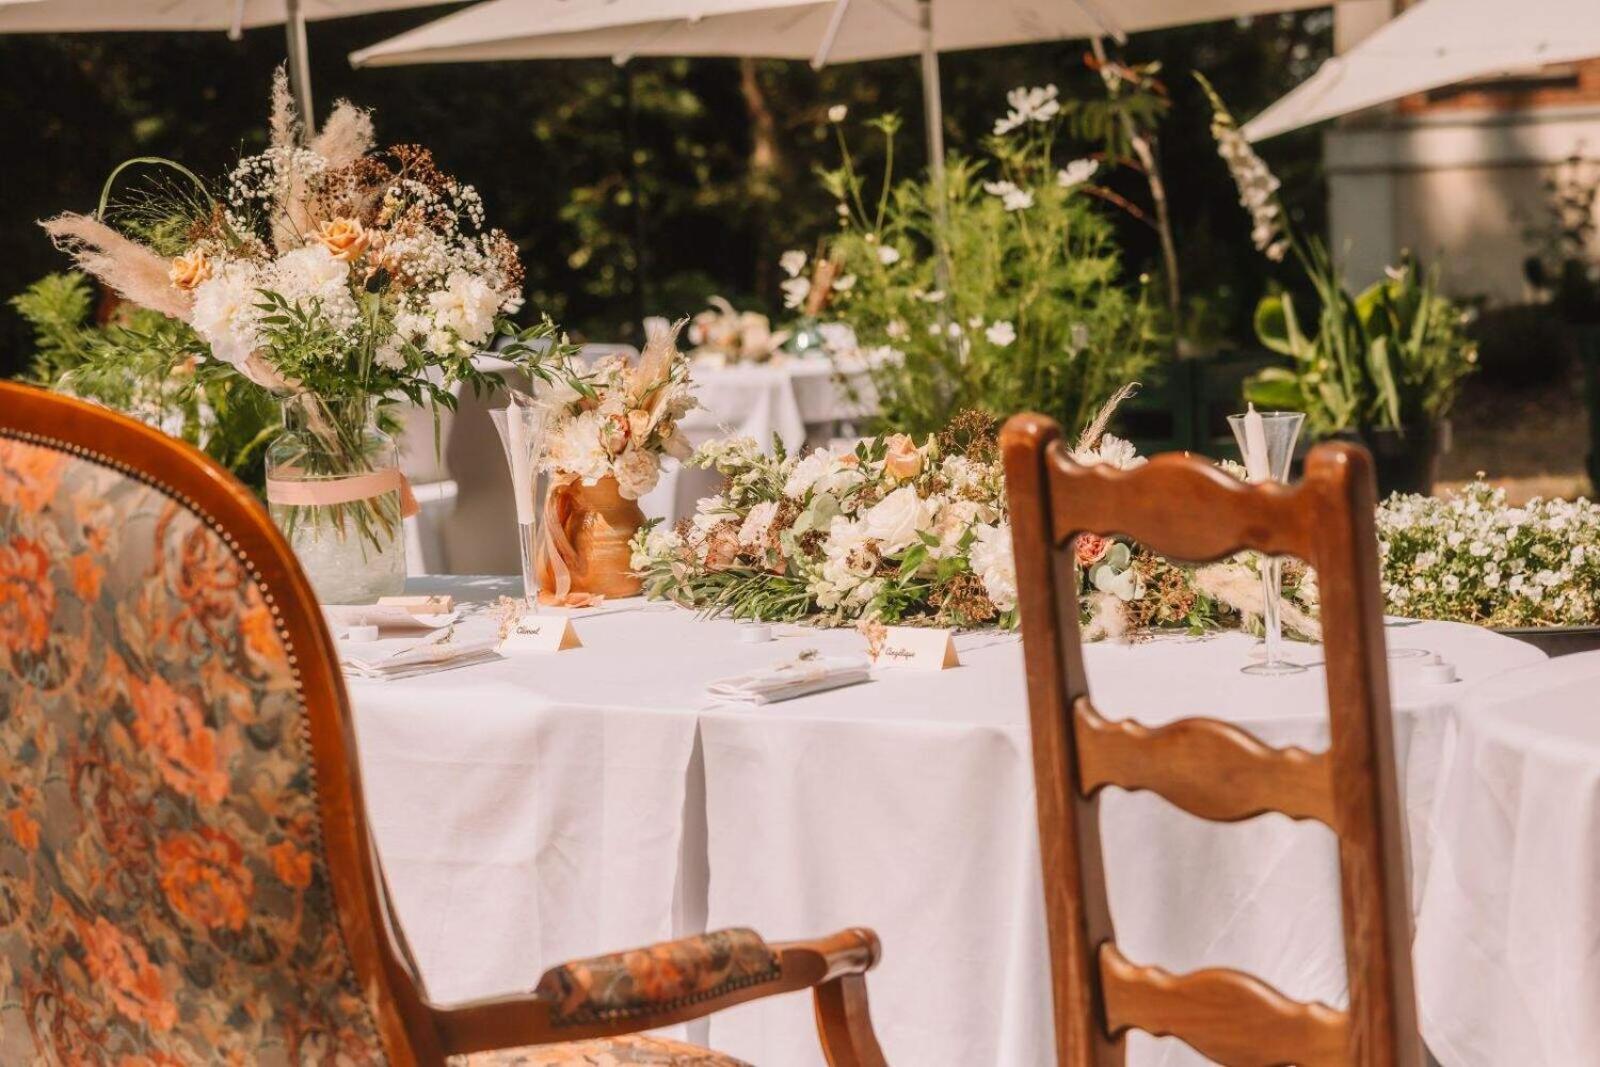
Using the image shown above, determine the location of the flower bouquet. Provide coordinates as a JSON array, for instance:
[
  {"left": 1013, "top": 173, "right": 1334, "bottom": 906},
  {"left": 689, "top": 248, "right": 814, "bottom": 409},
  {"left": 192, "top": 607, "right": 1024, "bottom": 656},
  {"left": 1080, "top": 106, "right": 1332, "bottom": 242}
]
[
  {"left": 41, "top": 71, "right": 563, "bottom": 602},
  {"left": 687, "top": 298, "right": 789, "bottom": 367},
  {"left": 632, "top": 393, "right": 1322, "bottom": 640},
  {"left": 533, "top": 323, "right": 697, "bottom": 602}
]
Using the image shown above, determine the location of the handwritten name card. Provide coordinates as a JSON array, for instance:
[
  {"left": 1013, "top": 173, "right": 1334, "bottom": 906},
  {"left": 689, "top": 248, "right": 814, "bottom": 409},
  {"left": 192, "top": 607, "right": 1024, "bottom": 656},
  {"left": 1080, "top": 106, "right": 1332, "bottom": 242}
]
[
  {"left": 500, "top": 614, "right": 583, "bottom": 654},
  {"left": 869, "top": 626, "right": 960, "bottom": 672}
]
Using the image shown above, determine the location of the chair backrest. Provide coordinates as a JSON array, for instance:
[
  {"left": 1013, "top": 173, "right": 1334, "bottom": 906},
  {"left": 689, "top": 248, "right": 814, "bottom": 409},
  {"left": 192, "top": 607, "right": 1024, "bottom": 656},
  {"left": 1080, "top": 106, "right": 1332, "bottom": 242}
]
[
  {"left": 0, "top": 383, "right": 441, "bottom": 1065},
  {"left": 1000, "top": 414, "right": 1421, "bottom": 1067}
]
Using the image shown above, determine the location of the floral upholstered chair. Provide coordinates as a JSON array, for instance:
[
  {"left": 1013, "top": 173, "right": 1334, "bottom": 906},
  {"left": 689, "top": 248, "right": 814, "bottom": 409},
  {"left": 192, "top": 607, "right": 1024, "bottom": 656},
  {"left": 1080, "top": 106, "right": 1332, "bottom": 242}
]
[{"left": 0, "top": 382, "right": 886, "bottom": 1067}]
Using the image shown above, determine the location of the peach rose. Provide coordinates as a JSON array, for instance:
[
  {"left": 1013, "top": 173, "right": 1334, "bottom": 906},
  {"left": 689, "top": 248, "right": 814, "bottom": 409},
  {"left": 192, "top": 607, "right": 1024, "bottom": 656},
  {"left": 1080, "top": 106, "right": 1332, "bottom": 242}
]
[
  {"left": 1075, "top": 532, "right": 1111, "bottom": 566},
  {"left": 167, "top": 250, "right": 212, "bottom": 291},
  {"left": 315, "top": 217, "right": 369, "bottom": 262},
  {"left": 883, "top": 433, "right": 924, "bottom": 481},
  {"left": 600, "top": 413, "right": 631, "bottom": 456}
]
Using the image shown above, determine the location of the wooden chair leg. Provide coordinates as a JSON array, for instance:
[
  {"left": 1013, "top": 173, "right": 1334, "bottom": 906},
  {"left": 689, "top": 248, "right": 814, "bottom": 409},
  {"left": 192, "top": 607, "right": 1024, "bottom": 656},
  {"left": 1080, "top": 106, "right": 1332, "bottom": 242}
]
[{"left": 813, "top": 973, "right": 888, "bottom": 1067}]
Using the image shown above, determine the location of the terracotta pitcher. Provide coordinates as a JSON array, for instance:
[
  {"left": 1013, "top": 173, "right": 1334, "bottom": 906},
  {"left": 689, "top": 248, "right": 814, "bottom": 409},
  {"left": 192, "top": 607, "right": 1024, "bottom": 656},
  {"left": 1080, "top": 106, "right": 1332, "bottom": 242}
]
[{"left": 538, "top": 474, "right": 645, "bottom": 599}]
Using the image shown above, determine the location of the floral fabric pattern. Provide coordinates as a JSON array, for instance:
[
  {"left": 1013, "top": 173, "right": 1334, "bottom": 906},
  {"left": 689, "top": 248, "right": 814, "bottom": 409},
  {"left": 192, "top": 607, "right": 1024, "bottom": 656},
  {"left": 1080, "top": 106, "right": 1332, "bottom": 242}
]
[
  {"left": 0, "top": 434, "right": 386, "bottom": 1064},
  {"left": 460, "top": 1034, "right": 750, "bottom": 1066},
  {"left": 533, "top": 929, "right": 780, "bottom": 1026}
]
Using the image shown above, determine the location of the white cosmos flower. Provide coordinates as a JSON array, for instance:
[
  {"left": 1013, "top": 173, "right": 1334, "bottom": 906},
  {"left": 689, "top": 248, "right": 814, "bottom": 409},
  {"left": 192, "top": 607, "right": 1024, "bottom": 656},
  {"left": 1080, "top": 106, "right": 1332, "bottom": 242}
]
[
  {"left": 1057, "top": 159, "right": 1099, "bottom": 188},
  {"left": 985, "top": 320, "right": 1016, "bottom": 347},
  {"left": 982, "top": 180, "right": 1035, "bottom": 212},
  {"left": 779, "top": 249, "right": 808, "bottom": 278},
  {"left": 780, "top": 275, "right": 812, "bottom": 310},
  {"left": 992, "top": 84, "right": 1060, "bottom": 136}
]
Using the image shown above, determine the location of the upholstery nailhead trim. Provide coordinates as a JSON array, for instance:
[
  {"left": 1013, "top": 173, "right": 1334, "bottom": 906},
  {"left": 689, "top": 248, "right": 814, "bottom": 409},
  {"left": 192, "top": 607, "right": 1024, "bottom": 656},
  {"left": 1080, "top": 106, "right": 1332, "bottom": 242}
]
[{"left": 548, "top": 961, "right": 783, "bottom": 1028}]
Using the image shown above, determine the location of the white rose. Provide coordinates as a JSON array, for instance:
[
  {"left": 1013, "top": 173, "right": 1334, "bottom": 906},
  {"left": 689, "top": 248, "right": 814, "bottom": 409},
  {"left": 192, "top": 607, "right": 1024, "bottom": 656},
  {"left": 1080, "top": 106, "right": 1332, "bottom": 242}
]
[
  {"left": 190, "top": 261, "right": 264, "bottom": 368},
  {"left": 612, "top": 446, "right": 660, "bottom": 500},
  {"left": 784, "top": 449, "right": 836, "bottom": 500},
  {"left": 548, "top": 410, "right": 610, "bottom": 484},
  {"left": 427, "top": 269, "right": 502, "bottom": 347},
  {"left": 969, "top": 522, "right": 1017, "bottom": 611},
  {"left": 861, "top": 485, "right": 935, "bottom": 553}
]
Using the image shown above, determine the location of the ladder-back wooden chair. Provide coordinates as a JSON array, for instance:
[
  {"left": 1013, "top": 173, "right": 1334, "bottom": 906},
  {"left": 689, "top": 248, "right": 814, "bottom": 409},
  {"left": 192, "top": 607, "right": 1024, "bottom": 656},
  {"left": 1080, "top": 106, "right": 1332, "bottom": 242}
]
[
  {"left": 999, "top": 414, "right": 1421, "bottom": 1067},
  {"left": 0, "top": 381, "right": 885, "bottom": 1067}
]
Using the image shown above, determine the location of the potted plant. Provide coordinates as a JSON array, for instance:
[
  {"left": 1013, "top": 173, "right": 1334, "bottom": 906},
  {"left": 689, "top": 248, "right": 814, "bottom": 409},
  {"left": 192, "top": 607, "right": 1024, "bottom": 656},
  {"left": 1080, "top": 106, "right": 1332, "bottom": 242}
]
[{"left": 1200, "top": 76, "right": 1477, "bottom": 497}]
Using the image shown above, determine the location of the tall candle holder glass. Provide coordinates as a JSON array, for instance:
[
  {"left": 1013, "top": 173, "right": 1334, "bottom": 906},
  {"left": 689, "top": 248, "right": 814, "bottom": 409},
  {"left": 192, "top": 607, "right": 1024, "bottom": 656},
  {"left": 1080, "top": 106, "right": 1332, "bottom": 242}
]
[
  {"left": 1228, "top": 409, "right": 1307, "bottom": 676},
  {"left": 490, "top": 394, "right": 548, "bottom": 605}
]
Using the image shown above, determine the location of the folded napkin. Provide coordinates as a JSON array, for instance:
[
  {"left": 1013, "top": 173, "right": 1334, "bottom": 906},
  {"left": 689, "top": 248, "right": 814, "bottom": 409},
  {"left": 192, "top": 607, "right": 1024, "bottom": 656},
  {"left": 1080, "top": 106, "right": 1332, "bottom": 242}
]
[
  {"left": 324, "top": 603, "right": 459, "bottom": 634},
  {"left": 706, "top": 654, "right": 871, "bottom": 706},
  {"left": 340, "top": 630, "right": 501, "bottom": 681}
]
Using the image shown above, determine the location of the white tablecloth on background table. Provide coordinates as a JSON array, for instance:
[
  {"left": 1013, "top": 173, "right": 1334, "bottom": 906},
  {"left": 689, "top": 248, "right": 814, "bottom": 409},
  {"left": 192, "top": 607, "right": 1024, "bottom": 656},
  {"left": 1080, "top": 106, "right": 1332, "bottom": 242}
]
[
  {"left": 1413, "top": 650, "right": 1600, "bottom": 1067},
  {"left": 348, "top": 577, "right": 1545, "bottom": 1065},
  {"left": 638, "top": 360, "right": 873, "bottom": 526}
]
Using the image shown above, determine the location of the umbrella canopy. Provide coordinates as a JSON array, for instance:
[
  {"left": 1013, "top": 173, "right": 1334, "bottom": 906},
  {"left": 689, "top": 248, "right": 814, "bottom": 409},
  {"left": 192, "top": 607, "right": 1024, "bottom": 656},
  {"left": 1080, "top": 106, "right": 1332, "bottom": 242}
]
[
  {"left": 351, "top": 0, "right": 1331, "bottom": 199},
  {"left": 350, "top": 0, "right": 1330, "bottom": 67},
  {"left": 0, "top": 0, "right": 467, "bottom": 132},
  {"left": 0, "top": 0, "right": 449, "bottom": 33},
  {"left": 1243, "top": 0, "right": 1600, "bottom": 141}
]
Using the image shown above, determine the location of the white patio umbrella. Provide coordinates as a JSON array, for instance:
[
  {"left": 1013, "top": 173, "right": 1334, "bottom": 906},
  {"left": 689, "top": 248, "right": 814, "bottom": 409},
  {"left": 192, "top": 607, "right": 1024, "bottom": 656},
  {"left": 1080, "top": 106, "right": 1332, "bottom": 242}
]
[
  {"left": 0, "top": 0, "right": 466, "bottom": 132},
  {"left": 350, "top": 0, "right": 1335, "bottom": 181},
  {"left": 1243, "top": 0, "right": 1600, "bottom": 141}
]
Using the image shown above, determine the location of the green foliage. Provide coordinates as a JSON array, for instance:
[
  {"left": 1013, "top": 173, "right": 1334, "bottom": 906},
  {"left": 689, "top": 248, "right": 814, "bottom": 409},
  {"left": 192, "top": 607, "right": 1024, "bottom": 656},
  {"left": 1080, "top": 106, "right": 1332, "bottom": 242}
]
[
  {"left": 11, "top": 272, "right": 278, "bottom": 489},
  {"left": 821, "top": 107, "right": 1160, "bottom": 436},
  {"left": 1198, "top": 78, "right": 1476, "bottom": 435},
  {"left": 0, "top": 15, "right": 1335, "bottom": 375},
  {"left": 1247, "top": 255, "right": 1477, "bottom": 434}
]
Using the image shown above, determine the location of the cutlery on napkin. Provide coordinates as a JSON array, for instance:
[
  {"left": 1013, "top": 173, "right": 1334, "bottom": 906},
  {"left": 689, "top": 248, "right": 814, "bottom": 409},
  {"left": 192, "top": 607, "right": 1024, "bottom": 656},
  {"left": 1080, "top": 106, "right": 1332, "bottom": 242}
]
[
  {"left": 340, "top": 629, "right": 501, "bottom": 681},
  {"left": 706, "top": 652, "right": 871, "bottom": 705}
]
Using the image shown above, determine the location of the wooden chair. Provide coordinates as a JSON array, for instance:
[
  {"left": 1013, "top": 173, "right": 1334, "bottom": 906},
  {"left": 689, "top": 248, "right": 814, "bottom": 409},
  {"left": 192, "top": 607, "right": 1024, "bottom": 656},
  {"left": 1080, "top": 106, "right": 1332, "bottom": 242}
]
[
  {"left": 999, "top": 414, "right": 1422, "bottom": 1067},
  {"left": 0, "top": 381, "right": 885, "bottom": 1067}
]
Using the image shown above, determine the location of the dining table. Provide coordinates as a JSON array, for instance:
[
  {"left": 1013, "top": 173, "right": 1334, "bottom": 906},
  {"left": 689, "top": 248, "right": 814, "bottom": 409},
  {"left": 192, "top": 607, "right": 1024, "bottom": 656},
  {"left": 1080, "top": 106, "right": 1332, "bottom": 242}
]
[{"left": 346, "top": 576, "right": 1550, "bottom": 1067}]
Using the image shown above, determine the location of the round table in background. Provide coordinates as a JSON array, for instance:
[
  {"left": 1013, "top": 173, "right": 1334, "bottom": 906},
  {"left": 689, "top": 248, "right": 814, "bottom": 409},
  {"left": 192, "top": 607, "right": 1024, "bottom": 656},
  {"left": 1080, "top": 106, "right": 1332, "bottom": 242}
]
[{"left": 1413, "top": 650, "right": 1600, "bottom": 1067}]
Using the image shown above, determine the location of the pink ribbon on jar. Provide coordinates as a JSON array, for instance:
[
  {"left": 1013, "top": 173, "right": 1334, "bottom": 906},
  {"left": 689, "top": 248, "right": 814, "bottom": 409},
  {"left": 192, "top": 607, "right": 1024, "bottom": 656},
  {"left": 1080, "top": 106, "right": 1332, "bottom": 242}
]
[{"left": 264, "top": 467, "right": 420, "bottom": 518}]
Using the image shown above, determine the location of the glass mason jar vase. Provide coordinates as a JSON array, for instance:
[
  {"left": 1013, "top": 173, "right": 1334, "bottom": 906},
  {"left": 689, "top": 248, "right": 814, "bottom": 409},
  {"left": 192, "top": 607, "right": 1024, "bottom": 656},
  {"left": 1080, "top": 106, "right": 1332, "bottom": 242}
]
[{"left": 265, "top": 394, "right": 408, "bottom": 604}]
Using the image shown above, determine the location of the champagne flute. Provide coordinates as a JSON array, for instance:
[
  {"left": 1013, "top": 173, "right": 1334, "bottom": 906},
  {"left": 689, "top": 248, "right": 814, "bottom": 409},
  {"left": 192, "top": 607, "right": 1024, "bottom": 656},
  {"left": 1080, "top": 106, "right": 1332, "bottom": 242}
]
[
  {"left": 1228, "top": 405, "right": 1307, "bottom": 676},
  {"left": 489, "top": 391, "right": 547, "bottom": 604}
]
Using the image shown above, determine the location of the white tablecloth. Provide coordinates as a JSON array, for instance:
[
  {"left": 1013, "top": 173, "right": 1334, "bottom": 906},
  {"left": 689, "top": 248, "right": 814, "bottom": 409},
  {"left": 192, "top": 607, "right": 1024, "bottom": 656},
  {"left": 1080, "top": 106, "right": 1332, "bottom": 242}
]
[
  {"left": 1413, "top": 650, "right": 1600, "bottom": 1067},
  {"left": 348, "top": 578, "right": 1545, "bottom": 1065},
  {"left": 638, "top": 360, "right": 873, "bottom": 526}
]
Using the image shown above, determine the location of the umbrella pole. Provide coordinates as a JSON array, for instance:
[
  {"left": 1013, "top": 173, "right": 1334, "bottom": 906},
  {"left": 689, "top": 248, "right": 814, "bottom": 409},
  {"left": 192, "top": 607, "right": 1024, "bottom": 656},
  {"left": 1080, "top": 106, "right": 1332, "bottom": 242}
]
[
  {"left": 918, "top": 0, "right": 949, "bottom": 289},
  {"left": 917, "top": 0, "right": 944, "bottom": 190},
  {"left": 285, "top": 0, "right": 316, "bottom": 134}
]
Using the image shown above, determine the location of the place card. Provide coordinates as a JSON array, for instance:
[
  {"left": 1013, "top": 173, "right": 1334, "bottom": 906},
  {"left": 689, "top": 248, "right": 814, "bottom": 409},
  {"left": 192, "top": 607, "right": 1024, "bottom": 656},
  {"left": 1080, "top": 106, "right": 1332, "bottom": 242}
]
[
  {"left": 500, "top": 613, "right": 583, "bottom": 654},
  {"left": 868, "top": 626, "right": 960, "bottom": 671}
]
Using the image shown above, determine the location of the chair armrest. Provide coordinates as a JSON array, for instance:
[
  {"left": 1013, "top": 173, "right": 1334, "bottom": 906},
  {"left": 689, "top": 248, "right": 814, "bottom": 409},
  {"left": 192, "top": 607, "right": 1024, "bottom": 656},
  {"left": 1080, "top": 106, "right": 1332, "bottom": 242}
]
[
  {"left": 535, "top": 927, "right": 782, "bottom": 1026},
  {"left": 430, "top": 926, "right": 880, "bottom": 1056}
]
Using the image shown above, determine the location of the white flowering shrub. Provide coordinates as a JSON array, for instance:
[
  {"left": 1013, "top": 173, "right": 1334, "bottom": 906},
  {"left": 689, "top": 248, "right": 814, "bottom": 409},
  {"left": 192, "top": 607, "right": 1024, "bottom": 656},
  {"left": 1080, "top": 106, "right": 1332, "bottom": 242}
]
[
  {"left": 1377, "top": 482, "right": 1600, "bottom": 627},
  {"left": 810, "top": 90, "right": 1158, "bottom": 437}
]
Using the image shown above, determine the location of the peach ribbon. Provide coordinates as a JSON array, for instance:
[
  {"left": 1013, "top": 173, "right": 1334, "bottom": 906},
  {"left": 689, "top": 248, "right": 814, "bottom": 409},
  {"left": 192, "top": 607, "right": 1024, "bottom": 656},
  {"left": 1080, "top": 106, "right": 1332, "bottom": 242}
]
[
  {"left": 533, "top": 479, "right": 605, "bottom": 608},
  {"left": 265, "top": 467, "right": 420, "bottom": 519}
]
